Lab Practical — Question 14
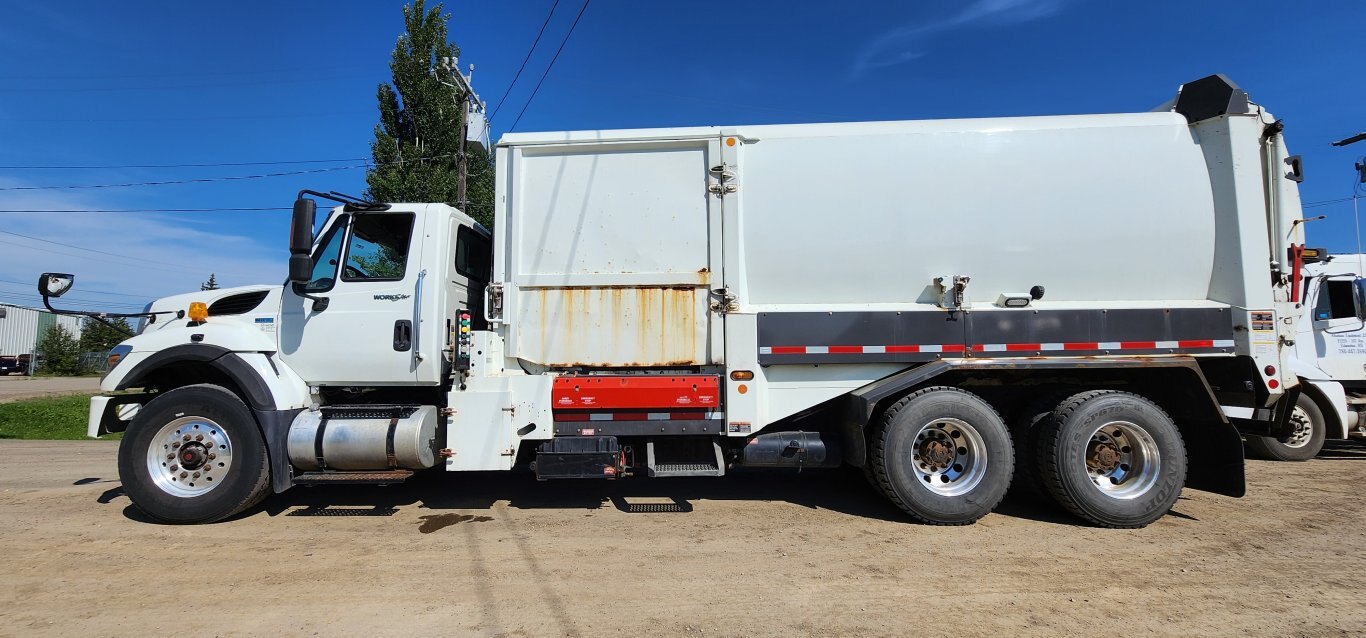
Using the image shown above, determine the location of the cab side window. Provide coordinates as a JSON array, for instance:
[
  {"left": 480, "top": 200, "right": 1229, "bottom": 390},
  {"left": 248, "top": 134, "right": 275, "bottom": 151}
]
[
  {"left": 300, "top": 214, "right": 349, "bottom": 293},
  {"left": 454, "top": 226, "right": 491, "bottom": 282},
  {"left": 342, "top": 214, "right": 416, "bottom": 281},
  {"left": 1315, "top": 279, "right": 1358, "bottom": 321}
]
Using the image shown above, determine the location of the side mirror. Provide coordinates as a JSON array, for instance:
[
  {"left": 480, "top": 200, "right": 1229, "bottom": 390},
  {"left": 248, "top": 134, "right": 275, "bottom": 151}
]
[
  {"left": 38, "top": 273, "right": 74, "bottom": 298},
  {"left": 290, "top": 198, "right": 316, "bottom": 255},
  {"left": 289, "top": 254, "right": 313, "bottom": 284}
]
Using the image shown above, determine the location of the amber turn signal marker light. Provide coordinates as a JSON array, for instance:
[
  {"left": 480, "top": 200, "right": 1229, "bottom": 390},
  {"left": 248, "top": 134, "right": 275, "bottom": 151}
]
[
  {"left": 737, "top": 384, "right": 748, "bottom": 394},
  {"left": 730, "top": 370, "right": 754, "bottom": 381},
  {"left": 187, "top": 302, "right": 208, "bottom": 322}
]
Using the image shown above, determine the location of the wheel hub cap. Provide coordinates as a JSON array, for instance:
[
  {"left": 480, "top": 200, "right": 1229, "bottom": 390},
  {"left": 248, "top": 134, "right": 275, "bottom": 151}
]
[
  {"left": 910, "top": 418, "right": 988, "bottom": 497},
  {"left": 144, "top": 416, "right": 232, "bottom": 497},
  {"left": 1084, "top": 421, "right": 1160, "bottom": 500}
]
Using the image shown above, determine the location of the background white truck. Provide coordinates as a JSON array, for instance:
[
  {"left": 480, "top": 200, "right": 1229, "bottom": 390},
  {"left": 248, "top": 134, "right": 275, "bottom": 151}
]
[
  {"left": 1247, "top": 255, "right": 1366, "bottom": 460},
  {"left": 61, "top": 75, "right": 1308, "bottom": 528}
]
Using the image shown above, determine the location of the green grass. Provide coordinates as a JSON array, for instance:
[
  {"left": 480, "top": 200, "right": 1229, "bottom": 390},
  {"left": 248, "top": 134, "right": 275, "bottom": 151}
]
[{"left": 0, "top": 394, "right": 119, "bottom": 440}]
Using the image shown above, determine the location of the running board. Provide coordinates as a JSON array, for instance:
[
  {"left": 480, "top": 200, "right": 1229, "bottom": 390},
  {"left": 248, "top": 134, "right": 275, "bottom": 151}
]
[
  {"left": 646, "top": 440, "right": 725, "bottom": 477},
  {"left": 293, "top": 470, "right": 414, "bottom": 485}
]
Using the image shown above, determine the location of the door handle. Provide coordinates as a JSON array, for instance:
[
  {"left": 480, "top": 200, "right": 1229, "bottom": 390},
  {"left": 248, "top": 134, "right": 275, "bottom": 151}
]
[{"left": 393, "top": 320, "right": 412, "bottom": 351}]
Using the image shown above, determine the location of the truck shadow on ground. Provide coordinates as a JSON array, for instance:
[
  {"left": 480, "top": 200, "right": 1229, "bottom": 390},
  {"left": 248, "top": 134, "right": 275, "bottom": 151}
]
[
  {"left": 232, "top": 467, "right": 1098, "bottom": 527},
  {"left": 1316, "top": 440, "right": 1366, "bottom": 460}
]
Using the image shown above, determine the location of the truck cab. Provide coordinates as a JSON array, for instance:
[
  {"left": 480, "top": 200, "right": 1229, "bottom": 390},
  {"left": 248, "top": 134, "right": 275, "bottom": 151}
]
[{"left": 1249, "top": 256, "right": 1366, "bottom": 460}]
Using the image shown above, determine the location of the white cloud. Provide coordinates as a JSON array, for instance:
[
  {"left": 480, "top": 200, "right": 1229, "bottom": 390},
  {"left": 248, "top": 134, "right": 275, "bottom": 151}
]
[
  {"left": 850, "top": 0, "right": 1067, "bottom": 79},
  {"left": 0, "top": 184, "right": 285, "bottom": 311}
]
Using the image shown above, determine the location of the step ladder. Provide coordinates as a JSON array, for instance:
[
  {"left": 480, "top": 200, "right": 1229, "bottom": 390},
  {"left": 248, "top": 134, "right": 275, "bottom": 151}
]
[
  {"left": 293, "top": 470, "right": 414, "bottom": 486},
  {"left": 646, "top": 440, "right": 726, "bottom": 477}
]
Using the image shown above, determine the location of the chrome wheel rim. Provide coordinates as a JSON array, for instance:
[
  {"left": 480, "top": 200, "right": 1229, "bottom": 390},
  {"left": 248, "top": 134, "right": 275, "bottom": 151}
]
[
  {"left": 1282, "top": 406, "right": 1314, "bottom": 448},
  {"left": 145, "top": 416, "right": 232, "bottom": 497},
  {"left": 911, "top": 417, "right": 987, "bottom": 497},
  {"left": 1084, "top": 420, "right": 1159, "bottom": 500}
]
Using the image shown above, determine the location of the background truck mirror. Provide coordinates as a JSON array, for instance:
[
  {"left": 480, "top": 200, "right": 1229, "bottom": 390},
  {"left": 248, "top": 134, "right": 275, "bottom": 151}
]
[
  {"left": 37, "top": 272, "right": 74, "bottom": 298},
  {"left": 290, "top": 198, "right": 316, "bottom": 255}
]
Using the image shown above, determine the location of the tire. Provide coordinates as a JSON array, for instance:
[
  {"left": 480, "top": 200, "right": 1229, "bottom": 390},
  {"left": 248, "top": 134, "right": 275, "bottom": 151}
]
[
  {"left": 1037, "top": 390, "right": 1186, "bottom": 528},
  {"left": 1010, "top": 393, "right": 1067, "bottom": 502},
  {"left": 118, "top": 384, "right": 271, "bottom": 524},
  {"left": 1245, "top": 393, "right": 1326, "bottom": 462},
  {"left": 869, "top": 386, "right": 1013, "bottom": 525}
]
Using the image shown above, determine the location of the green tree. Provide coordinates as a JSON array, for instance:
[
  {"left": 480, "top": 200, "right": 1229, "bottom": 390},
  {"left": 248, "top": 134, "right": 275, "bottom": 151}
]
[
  {"left": 35, "top": 324, "right": 81, "bottom": 376},
  {"left": 366, "top": 0, "right": 494, "bottom": 227},
  {"left": 201, "top": 273, "right": 219, "bottom": 291},
  {"left": 79, "top": 317, "right": 132, "bottom": 354}
]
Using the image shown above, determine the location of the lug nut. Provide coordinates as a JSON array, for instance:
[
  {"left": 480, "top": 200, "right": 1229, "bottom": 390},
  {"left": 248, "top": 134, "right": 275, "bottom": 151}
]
[
  {"left": 195, "top": 434, "right": 203, "bottom": 441},
  {"left": 179, "top": 472, "right": 188, "bottom": 478},
  {"left": 208, "top": 453, "right": 216, "bottom": 460},
  {"left": 170, "top": 465, "right": 178, "bottom": 471},
  {"left": 167, "top": 453, "right": 174, "bottom": 460},
  {"left": 172, "top": 442, "right": 181, "bottom": 449},
  {"left": 192, "top": 472, "right": 200, "bottom": 478},
  {"left": 183, "top": 435, "right": 191, "bottom": 441}
]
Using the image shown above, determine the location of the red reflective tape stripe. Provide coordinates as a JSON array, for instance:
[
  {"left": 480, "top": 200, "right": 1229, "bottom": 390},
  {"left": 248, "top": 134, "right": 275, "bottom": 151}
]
[
  {"left": 828, "top": 345, "right": 864, "bottom": 354},
  {"left": 1120, "top": 341, "right": 1157, "bottom": 349},
  {"left": 885, "top": 345, "right": 921, "bottom": 353},
  {"left": 1005, "top": 343, "right": 1040, "bottom": 352},
  {"left": 941, "top": 344, "right": 966, "bottom": 353},
  {"left": 1179, "top": 340, "right": 1214, "bottom": 348},
  {"left": 554, "top": 413, "right": 591, "bottom": 422},
  {"left": 770, "top": 346, "right": 805, "bottom": 354},
  {"left": 1064, "top": 342, "right": 1099, "bottom": 351},
  {"left": 614, "top": 412, "right": 650, "bottom": 421}
]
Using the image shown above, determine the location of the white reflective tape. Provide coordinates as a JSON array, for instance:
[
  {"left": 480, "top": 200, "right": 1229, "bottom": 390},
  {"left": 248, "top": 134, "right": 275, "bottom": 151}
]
[
  {"left": 589, "top": 413, "right": 614, "bottom": 421},
  {"left": 1040, "top": 343, "right": 1065, "bottom": 351},
  {"left": 1221, "top": 405, "right": 1255, "bottom": 419},
  {"left": 806, "top": 346, "right": 828, "bottom": 354},
  {"left": 920, "top": 345, "right": 942, "bottom": 353},
  {"left": 978, "top": 344, "right": 1006, "bottom": 352},
  {"left": 1213, "top": 340, "right": 1235, "bottom": 348},
  {"left": 1156, "top": 341, "right": 1180, "bottom": 349},
  {"left": 1098, "top": 342, "right": 1121, "bottom": 350},
  {"left": 704, "top": 411, "right": 724, "bottom": 420},
  {"left": 758, "top": 346, "right": 773, "bottom": 355},
  {"left": 647, "top": 413, "right": 671, "bottom": 421},
  {"left": 863, "top": 345, "right": 886, "bottom": 354}
]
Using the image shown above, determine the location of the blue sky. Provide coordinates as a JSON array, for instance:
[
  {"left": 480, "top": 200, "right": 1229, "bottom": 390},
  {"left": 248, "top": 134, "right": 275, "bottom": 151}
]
[{"left": 1, "top": 0, "right": 1364, "bottom": 309}]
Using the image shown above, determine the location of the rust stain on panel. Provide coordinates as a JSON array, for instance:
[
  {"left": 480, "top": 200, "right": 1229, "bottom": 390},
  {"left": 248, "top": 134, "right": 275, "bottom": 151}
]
[{"left": 531, "top": 285, "right": 702, "bottom": 367}]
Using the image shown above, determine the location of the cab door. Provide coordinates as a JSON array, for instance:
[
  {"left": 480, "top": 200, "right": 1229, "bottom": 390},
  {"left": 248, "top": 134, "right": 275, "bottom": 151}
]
[
  {"left": 279, "top": 209, "right": 434, "bottom": 385},
  {"left": 1302, "top": 275, "right": 1366, "bottom": 381}
]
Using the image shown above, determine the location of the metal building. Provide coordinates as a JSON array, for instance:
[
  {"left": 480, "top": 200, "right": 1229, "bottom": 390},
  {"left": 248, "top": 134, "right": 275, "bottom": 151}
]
[{"left": 0, "top": 303, "right": 84, "bottom": 371}]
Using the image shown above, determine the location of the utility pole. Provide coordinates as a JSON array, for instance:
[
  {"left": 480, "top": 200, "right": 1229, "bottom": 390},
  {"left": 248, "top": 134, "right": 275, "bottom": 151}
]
[
  {"left": 440, "top": 57, "right": 486, "bottom": 214},
  {"left": 1330, "top": 133, "right": 1366, "bottom": 273}
]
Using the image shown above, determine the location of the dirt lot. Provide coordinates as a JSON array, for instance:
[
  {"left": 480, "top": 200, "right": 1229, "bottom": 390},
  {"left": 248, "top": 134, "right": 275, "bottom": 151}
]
[
  {"left": 2, "top": 439, "right": 1365, "bottom": 637},
  {"left": 0, "top": 376, "right": 101, "bottom": 403}
]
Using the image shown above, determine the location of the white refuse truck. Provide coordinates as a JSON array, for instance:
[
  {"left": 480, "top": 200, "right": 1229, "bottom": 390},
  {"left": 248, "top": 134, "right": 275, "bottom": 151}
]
[
  {"left": 59, "top": 75, "right": 1308, "bottom": 528},
  {"left": 1247, "top": 254, "right": 1366, "bottom": 460}
]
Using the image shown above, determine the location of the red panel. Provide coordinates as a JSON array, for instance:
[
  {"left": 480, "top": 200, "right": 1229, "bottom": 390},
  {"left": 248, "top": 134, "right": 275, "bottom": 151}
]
[{"left": 553, "top": 375, "right": 722, "bottom": 410}]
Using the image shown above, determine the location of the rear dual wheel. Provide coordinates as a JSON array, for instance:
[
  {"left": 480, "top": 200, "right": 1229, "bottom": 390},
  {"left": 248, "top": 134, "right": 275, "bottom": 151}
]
[
  {"left": 1035, "top": 391, "right": 1186, "bottom": 528},
  {"left": 869, "top": 387, "right": 1013, "bottom": 525}
]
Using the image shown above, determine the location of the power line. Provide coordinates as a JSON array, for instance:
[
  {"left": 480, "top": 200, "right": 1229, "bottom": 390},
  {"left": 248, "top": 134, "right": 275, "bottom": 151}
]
[
  {"left": 0, "top": 230, "right": 182, "bottom": 267},
  {"left": 488, "top": 0, "right": 562, "bottom": 123},
  {"left": 0, "top": 278, "right": 154, "bottom": 299},
  {"left": 0, "top": 237, "right": 188, "bottom": 275},
  {"left": 0, "top": 158, "right": 367, "bottom": 170},
  {"left": 0, "top": 207, "right": 290, "bottom": 214},
  {"left": 508, "top": 0, "right": 592, "bottom": 133},
  {"left": 0, "top": 164, "right": 366, "bottom": 191}
]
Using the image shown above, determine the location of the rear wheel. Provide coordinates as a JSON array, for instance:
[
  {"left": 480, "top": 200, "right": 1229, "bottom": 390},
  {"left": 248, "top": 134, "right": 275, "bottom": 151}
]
[
  {"left": 870, "top": 386, "right": 1013, "bottom": 525},
  {"left": 1037, "top": 391, "right": 1186, "bottom": 528},
  {"left": 1245, "top": 393, "right": 1326, "bottom": 462},
  {"left": 118, "top": 384, "right": 270, "bottom": 524}
]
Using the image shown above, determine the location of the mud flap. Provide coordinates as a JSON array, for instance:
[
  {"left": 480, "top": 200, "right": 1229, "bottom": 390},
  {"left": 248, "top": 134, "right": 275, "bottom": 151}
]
[{"left": 254, "top": 408, "right": 304, "bottom": 493}]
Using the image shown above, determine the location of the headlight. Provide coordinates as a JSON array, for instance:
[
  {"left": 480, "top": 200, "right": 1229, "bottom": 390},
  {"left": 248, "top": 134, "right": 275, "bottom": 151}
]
[{"left": 105, "top": 344, "right": 134, "bottom": 376}]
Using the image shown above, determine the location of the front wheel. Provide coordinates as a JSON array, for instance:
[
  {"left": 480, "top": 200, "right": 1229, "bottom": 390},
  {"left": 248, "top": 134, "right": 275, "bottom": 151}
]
[
  {"left": 1245, "top": 393, "right": 1326, "bottom": 462},
  {"left": 117, "top": 384, "right": 271, "bottom": 524},
  {"left": 869, "top": 386, "right": 1013, "bottom": 525},
  {"left": 1036, "top": 391, "right": 1186, "bottom": 528}
]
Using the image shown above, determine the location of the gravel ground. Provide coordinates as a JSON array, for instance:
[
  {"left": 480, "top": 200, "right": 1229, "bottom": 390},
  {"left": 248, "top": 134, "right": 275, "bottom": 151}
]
[{"left": 2, "top": 438, "right": 1365, "bottom": 637}]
